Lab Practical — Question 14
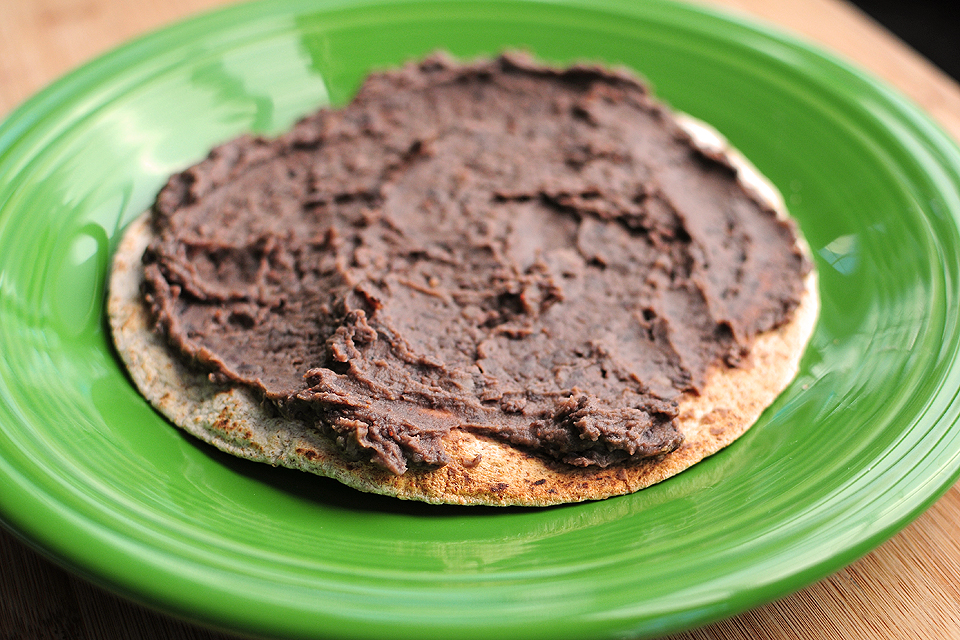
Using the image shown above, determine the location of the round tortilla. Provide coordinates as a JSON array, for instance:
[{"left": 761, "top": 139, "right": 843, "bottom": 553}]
[{"left": 107, "top": 117, "right": 818, "bottom": 507}]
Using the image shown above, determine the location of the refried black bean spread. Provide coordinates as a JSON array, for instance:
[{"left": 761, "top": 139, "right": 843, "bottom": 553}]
[{"left": 143, "top": 52, "right": 810, "bottom": 475}]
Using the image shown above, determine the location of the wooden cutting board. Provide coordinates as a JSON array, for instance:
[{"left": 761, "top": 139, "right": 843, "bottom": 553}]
[{"left": 2, "top": 1, "right": 959, "bottom": 638}]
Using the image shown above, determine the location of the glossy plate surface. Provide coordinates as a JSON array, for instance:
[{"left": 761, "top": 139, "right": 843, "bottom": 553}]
[{"left": 2, "top": 0, "right": 960, "bottom": 638}]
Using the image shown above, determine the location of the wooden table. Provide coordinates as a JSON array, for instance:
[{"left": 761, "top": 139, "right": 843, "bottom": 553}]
[{"left": 2, "top": 1, "right": 960, "bottom": 638}]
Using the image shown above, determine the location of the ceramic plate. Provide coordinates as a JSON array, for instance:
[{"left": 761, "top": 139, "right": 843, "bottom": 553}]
[{"left": 2, "top": 1, "right": 960, "bottom": 638}]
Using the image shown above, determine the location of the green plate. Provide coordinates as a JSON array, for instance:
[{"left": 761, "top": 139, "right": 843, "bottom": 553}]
[{"left": 2, "top": 0, "right": 960, "bottom": 638}]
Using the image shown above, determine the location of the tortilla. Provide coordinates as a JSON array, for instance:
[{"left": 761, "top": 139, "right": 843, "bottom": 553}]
[{"left": 107, "top": 101, "right": 818, "bottom": 506}]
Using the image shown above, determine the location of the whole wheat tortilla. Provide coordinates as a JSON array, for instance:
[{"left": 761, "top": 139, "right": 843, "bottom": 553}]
[{"left": 107, "top": 116, "right": 818, "bottom": 507}]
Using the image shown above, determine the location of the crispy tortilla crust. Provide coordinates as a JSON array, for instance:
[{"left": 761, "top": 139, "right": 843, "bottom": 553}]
[{"left": 107, "top": 117, "right": 819, "bottom": 507}]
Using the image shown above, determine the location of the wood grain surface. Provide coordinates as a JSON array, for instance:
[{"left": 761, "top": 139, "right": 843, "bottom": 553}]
[{"left": 2, "top": 1, "right": 960, "bottom": 639}]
